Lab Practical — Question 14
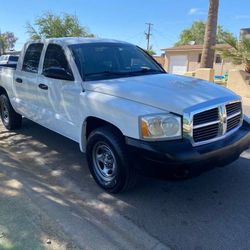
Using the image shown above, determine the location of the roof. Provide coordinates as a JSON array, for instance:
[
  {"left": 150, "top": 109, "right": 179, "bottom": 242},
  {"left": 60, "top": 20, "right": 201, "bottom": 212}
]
[
  {"left": 162, "top": 44, "right": 231, "bottom": 52},
  {"left": 28, "top": 37, "right": 130, "bottom": 46},
  {"left": 3, "top": 51, "right": 21, "bottom": 55}
]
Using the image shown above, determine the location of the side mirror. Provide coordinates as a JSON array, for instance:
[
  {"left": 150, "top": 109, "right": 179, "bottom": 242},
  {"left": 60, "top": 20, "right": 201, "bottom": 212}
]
[{"left": 43, "top": 67, "right": 74, "bottom": 81}]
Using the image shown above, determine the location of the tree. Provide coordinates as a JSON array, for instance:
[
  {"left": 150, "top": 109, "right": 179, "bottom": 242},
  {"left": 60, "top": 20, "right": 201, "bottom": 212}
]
[
  {"left": 175, "top": 21, "right": 232, "bottom": 47},
  {"left": 0, "top": 35, "right": 6, "bottom": 55},
  {"left": 147, "top": 45, "right": 156, "bottom": 56},
  {"left": 200, "top": 0, "right": 219, "bottom": 68},
  {"left": 26, "top": 12, "right": 94, "bottom": 40},
  {"left": 217, "top": 35, "right": 250, "bottom": 73},
  {"left": 0, "top": 31, "right": 18, "bottom": 55},
  {"left": 175, "top": 21, "right": 206, "bottom": 46}
]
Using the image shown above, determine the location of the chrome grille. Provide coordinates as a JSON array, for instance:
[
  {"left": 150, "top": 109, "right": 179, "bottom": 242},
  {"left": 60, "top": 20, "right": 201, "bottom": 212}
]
[
  {"left": 183, "top": 99, "right": 243, "bottom": 146},
  {"left": 226, "top": 102, "right": 242, "bottom": 117},
  {"left": 193, "top": 108, "right": 219, "bottom": 126},
  {"left": 227, "top": 114, "right": 242, "bottom": 132},
  {"left": 226, "top": 102, "right": 242, "bottom": 132},
  {"left": 193, "top": 123, "right": 219, "bottom": 142},
  {"left": 193, "top": 107, "right": 220, "bottom": 143}
]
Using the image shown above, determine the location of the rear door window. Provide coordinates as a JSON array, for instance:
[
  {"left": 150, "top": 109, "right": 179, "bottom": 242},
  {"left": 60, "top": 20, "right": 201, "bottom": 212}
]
[
  {"left": 22, "top": 43, "right": 44, "bottom": 73},
  {"left": 43, "top": 44, "right": 73, "bottom": 76}
]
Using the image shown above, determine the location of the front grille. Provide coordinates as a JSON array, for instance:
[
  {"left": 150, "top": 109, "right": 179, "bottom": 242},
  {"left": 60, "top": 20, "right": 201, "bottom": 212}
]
[
  {"left": 227, "top": 114, "right": 242, "bottom": 132},
  {"left": 193, "top": 123, "right": 219, "bottom": 142},
  {"left": 226, "top": 102, "right": 242, "bottom": 132},
  {"left": 193, "top": 107, "right": 220, "bottom": 143},
  {"left": 188, "top": 100, "right": 243, "bottom": 145},
  {"left": 226, "top": 102, "right": 242, "bottom": 117},
  {"left": 193, "top": 108, "right": 219, "bottom": 126}
]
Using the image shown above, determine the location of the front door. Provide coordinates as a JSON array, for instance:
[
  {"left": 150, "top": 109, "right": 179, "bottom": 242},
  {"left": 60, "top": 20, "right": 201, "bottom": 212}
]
[{"left": 37, "top": 43, "right": 81, "bottom": 141}]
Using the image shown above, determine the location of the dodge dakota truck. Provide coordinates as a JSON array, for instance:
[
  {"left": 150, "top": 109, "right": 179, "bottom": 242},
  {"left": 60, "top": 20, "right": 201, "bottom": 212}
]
[{"left": 0, "top": 38, "right": 250, "bottom": 193}]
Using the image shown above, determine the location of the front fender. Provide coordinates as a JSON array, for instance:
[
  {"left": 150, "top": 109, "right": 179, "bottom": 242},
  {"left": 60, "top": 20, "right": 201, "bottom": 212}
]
[{"left": 79, "top": 91, "right": 166, "bottom": 152}]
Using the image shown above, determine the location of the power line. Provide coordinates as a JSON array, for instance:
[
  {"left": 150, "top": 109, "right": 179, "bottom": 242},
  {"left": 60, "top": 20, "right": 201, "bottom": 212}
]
[
  {"left": 152, "top": 27, "right": 177, "bottom": 45},
  {"left": 125, "top": 31, "right": 144, "bottom": 42},
  {"left": 151, "top": 34, "right": 161, "bottom": 54},
  {"left": 145, "top": 23, "right": 153, "bottom": 50}
]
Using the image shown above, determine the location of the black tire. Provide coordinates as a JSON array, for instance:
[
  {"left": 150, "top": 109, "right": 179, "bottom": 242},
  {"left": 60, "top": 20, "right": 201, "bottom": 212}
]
[
  {"left": 0, "top": 94, "right": 22, "bottom": 130},
  {"left": 86, "top": 126, "right": 136, "bottom": 193}
]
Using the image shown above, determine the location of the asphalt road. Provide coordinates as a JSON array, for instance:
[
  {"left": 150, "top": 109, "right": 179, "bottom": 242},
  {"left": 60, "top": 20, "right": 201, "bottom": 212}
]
[{"left": 0, "top": 104, "right": 250, "bottom": 249}]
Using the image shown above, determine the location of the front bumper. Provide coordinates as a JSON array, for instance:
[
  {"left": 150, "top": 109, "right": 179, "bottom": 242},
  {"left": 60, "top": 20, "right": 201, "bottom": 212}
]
[{"left": 126, "top": 120, "right": 250, "bottom": 170}]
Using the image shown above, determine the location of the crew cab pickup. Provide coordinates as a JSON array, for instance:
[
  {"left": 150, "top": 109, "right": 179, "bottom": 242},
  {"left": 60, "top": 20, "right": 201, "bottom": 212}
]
[
  {"left": 0, "top": 54, "right": 19, "bottom": 65},
  {"left": 0, "top": 38, "right": 250, "bottom": 193}
]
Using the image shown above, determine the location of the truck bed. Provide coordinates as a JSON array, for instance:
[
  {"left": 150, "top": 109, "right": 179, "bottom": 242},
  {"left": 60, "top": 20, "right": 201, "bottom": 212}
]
[
  {"left": 0, "top": 63, "right": 17, "bottom": 69},
  {"left": 0, "top": 65, "right": 16, "bottom": 96}
]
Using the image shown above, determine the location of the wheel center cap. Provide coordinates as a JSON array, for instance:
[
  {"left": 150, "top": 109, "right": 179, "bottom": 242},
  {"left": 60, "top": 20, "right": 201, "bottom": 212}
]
[{"left": 104, "top": 153, "right": 113, "bottom": 166}]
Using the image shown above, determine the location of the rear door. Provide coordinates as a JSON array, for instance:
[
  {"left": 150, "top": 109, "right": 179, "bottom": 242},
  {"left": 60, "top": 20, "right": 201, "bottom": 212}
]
[
  {"left": 36, "top": 43, "right": 81, "bottom": 141},
  {"left": 14, "top": 43, "right": 44, "bottom": 119}
]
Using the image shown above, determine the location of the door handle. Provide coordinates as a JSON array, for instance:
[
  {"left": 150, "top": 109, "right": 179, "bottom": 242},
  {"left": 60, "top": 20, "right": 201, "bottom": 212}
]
[
  {"left": 16, "top": 78, "right": 23, "bottom": 83},
  {"left": 38, "top": 84, "right": 48, "bottom": 90}
]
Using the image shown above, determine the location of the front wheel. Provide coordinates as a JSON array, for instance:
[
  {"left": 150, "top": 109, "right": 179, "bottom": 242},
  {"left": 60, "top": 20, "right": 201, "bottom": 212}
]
[
  {"left": 86, "top": 126, "right": 136, "bottom": 193},
  {"left": 0, "top": 94, "right": 22, "bottom": 130}
]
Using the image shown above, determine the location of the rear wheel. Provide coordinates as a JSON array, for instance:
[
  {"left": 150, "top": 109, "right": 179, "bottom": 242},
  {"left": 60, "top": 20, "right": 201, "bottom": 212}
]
[
  {"left": 0, "top": 94, "right": 22, "bottom": 130},
  {"left": 86, "top": 126, "right": 136, "bottom": 193}
]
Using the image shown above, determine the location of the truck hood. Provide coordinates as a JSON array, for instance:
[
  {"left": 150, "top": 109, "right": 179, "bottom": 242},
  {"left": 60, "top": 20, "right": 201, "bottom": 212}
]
[{"left": 85, "top": 73, "right": 239, "bottom": 115}]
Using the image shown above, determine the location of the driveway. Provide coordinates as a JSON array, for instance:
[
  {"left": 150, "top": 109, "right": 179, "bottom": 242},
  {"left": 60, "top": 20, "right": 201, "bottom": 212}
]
[{"left": 0, "top": 110, "right": 250, "bottom": 249}]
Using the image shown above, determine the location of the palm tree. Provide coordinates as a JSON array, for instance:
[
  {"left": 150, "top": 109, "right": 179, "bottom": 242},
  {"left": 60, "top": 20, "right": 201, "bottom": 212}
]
[
  {"left": 200, "top": 0, "right": 219, "bottom": 68},
  {"left": 217, "top": 35, "right": 250, "bottom": 73}
]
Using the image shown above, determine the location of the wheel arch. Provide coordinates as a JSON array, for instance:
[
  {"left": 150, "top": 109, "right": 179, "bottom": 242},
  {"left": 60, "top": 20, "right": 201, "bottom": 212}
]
[
  {"left": 0, "top": 86, "right": 8, "bottom": 97},
  {"left": 80, "top": 116, "right": 124, "bottom": 152}
]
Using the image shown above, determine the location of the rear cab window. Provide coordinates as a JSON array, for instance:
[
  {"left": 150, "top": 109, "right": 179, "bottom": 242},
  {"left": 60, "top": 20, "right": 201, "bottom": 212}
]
[{"left": 22, "top": 43, "right": 44, "bottom": 73}]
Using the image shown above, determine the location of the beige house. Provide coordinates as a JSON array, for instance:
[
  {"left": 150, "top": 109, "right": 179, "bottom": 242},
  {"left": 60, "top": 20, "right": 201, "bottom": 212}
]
[
  {"left": 162, "top": 44, "right": 244, "bottom": 76},
  {"left": 153, "top": 55, "right": 165, "bottom": 66}
]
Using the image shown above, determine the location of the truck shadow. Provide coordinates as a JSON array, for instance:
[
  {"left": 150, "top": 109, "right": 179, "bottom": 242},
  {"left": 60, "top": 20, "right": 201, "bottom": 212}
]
[{"left": 1, "top": 118, "right": 250, "bottom": 249}]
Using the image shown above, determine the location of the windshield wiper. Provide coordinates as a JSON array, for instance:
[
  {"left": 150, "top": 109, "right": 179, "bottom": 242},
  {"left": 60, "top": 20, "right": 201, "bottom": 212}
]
[
  {"left": 85, "top": 71, "right": 128, "bottom": 78},
  {"left": 131, "top": 68, "right": 164, "bottom": 74},
  {"left": 84, "top": 69, "right": 164, "bottom": 80}
]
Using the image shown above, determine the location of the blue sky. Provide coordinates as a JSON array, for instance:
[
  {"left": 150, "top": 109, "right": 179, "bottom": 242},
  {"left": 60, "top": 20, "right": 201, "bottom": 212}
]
[{"left": 0, "top": 0, "right": 250, "bottom": 54}]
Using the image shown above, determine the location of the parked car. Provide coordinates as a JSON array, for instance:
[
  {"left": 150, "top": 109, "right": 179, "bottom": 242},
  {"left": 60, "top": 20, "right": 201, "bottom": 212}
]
[
  {"left": 0, "top": 38, "right": 250, "bottom": 193},
  {"left": 0, "top": 54, "right": 19, "bottom": 65}
]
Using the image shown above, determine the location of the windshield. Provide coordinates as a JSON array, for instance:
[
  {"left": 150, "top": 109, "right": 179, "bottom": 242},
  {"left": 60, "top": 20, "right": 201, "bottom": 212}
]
[{"left": 69, "top": 43, "right": 165, "bottom": 81}]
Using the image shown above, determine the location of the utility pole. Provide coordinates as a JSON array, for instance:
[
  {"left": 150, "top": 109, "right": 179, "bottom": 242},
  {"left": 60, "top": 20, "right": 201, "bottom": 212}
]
[{"left": 145, "top": 23, "right": 153, "bottom": 51}]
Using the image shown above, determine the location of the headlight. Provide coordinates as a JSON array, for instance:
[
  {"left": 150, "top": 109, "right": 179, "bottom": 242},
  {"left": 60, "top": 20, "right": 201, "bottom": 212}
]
[{"left": 140, "top": 113, "right": 182, "bottom": 140}]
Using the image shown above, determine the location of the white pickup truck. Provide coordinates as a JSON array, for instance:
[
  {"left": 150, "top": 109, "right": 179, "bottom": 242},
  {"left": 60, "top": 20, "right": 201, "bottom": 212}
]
[{"left": 0, "top": 38, "right": 250, "bottom": 193}]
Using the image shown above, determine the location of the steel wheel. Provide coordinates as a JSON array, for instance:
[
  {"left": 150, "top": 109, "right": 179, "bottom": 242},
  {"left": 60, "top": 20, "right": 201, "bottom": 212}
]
[
  {"left": 92, "top": 142, "right": 117, "bottom": 182},
  {"left": 87, "top": 126, "right": 136, "bottom": 193},
  {"left": 0, "top": 94, "right": 22, "bottom": 130},
  {"left": 1, "top": 100, "right": 9, "bottom": 124}
]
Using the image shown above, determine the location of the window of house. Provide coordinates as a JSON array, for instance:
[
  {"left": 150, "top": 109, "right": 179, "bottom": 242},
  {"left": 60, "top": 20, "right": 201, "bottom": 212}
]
[
  {"left": 22, "top": 43, "right": 44, "bottom": 73},
  {"left": 215, "top": 54, "right": 222, "bottom": 64},
  {"left": 198, "top": 53, "right": 202, "bottom": 63}
]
